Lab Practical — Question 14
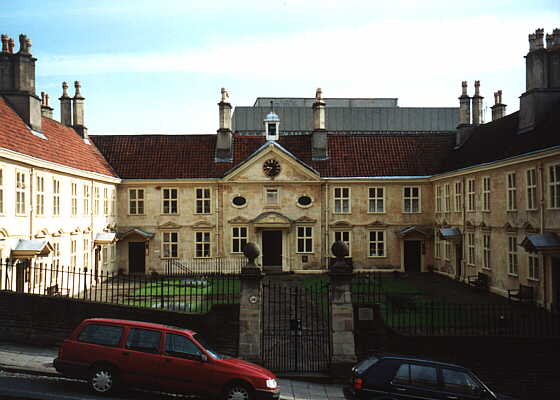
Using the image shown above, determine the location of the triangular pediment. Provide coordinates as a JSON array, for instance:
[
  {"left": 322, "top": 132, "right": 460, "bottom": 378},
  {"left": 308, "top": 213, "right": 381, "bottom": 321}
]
[
  {"left": 158, "top": 221, "right": 183, "bottom": 230},
  {"left": 229, "top": 216, "right": 250, "bottom": 224},
  {"left": 521, "top": 222, "right": 538, "bottom": 233},
  {"left": 504, "top": 222, "right": 517, "bottom": 232},
  {"left": 224, "top": 142, "right": 320, "bottom": 182},
  {"left": 52, "top": 228, "right": 64, "bottom": 237},
  {"left": 295, "top": 216, "right": 317, "bottom": 224},
  {"left": 480, "top": 222, "right": 491, "bottom": 232},
  {"left": 34, "top": 228, "right": 50, "bottom": 238},
  {"left": 192, "top": 220, "right": 215, "bottom": 229},
  {"left": 465, "top": 220, "right": 475, "bottom": 231}
]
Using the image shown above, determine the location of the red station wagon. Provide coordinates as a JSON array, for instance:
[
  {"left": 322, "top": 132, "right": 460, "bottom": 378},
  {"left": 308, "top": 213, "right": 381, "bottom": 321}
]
[{"left": 54, "top": 318, "right": 279, "bottom": 400}]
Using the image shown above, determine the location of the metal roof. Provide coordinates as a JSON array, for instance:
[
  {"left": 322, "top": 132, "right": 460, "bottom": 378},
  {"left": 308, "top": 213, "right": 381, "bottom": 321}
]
[
  {"left": 253, "top": 97, "right": 398, "bottom": 108},
  {"left": 233, "top": 106, "right": 459, "bottom": 133}
]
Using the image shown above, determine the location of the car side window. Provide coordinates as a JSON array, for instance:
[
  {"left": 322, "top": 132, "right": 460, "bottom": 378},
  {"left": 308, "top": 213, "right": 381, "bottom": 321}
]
[
  {"left": 165, "top": 333, "right": 202, "bottom": 359},
  {"left": 392, "top": 363, "right": 438, "bottom": 388},
  {"left": 365, "top": 359, "right": 401, "bottom": 386},
  {"left": 126, "top": 328, "right": 161, "bottom": 353},
  {"left": 442, "top": 368, "right": 481, "bottom": 394},
  {"left": 78, "top": 324, "right": 123, "bottom": 347}
]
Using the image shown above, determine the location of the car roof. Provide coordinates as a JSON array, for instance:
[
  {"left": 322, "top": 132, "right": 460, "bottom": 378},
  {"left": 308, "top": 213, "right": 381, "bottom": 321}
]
[
  {"left": 374, "top": 355, "right": 467, "bottom": 370},
  {"left": 83, "top": 318, "right": 195, "bottom": 335}
]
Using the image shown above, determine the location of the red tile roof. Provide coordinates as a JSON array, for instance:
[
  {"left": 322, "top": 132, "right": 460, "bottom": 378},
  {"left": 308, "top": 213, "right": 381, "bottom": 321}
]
[
  {"left": 0, "top": 97, "right": 117, "bottom": 178},
  {"left": 91, "top": 132, "right": 454, "bottom": 179}
]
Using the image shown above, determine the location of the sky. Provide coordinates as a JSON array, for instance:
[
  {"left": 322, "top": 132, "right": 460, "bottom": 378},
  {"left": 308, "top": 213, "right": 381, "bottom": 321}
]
[{"left": 2, "top": 0, "right": 559, "bottom": 134}]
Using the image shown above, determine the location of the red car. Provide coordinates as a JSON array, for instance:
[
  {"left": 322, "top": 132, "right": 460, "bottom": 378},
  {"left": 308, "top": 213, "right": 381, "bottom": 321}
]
[{"left": 54, "top": 318, "right": 279, "bottom": 400}]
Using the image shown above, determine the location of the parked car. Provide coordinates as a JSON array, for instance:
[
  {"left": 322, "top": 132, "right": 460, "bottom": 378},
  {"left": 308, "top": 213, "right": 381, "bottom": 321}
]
[
  {"left": 343, "top": 355, "right": 516, "bottom": 400},
  {"left": 54, "top": 318, "right": 279, "bottom": 400}
]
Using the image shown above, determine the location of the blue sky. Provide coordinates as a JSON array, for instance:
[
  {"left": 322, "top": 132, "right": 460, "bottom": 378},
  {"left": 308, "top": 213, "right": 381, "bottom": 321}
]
[{"left": 2, "top": 1, "right": 559, "bottom": 134}]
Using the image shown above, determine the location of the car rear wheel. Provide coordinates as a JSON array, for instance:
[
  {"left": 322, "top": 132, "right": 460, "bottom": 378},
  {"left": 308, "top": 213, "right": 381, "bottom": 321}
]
[
  {"left": 223, "top": 382, "right": 254, "bottom": 400},
  {"left": 89, "top": 365, "right": 117, "bottom": 394}
]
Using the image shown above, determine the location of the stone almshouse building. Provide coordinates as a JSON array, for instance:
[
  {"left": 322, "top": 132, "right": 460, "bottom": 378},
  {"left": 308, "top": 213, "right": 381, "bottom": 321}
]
[{"left": 1, "top": 29, "right": 560, "bottom": 308}]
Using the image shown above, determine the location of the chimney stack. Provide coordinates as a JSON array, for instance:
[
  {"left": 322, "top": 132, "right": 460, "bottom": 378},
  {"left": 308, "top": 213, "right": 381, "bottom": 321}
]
[
  {"left": 491, "top": 90, "right": 507, "bottom": 121},
  {"left": 72, "top": 81, "right": 88, "bottom": 140},
  {"left": 59, "top": 81, "right": 72, "bottom": 126},
  {"left": 40, "top": 92, "right": 54, "bottom": 119},
  {"left": 215, "top": 88, "right": 233, "bottom": 161},
  {"left": 471, "top": 80, "right": 483, "bottom": 125},
  {"left": 0, "top": 33, "right": 41, "bottom": 132},
  {"left": 458, "top": 81, "right": 471, "bottom": 125},
  {"left": 519, "top": 28, "right": 560, "bottom": 133},
  {"left": 312, "top": 88, "right": 328, "bottom": 160}
]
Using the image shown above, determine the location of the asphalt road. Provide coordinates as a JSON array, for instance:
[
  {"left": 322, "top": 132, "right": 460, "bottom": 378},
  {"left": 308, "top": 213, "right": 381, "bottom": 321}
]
[{"left": 0, "top": 371, "right": 198, "bottom": 400}]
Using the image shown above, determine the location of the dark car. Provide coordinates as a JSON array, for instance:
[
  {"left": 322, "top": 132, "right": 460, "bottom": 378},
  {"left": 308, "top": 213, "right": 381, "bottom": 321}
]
[{"left": 343, "top": 355, "right": 516, "bottom": 400}]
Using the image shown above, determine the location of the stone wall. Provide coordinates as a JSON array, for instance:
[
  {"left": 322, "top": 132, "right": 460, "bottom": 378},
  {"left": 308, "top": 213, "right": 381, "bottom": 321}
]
[{"left": 0, "top": 291, "right": 239, "bottom": 356}]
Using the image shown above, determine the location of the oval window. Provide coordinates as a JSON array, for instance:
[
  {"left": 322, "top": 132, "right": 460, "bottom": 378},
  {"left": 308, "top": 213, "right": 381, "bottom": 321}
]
[
  {"left": 232, "top": 196, "right": 247, "bottom": 207},
  {"left": 298, "top": 195, "right": 312, "bottom": 206}
]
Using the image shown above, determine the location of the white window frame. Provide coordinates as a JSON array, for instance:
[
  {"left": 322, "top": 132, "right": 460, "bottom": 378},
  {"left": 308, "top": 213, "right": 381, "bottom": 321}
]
[
  {"left": 333, "top": 230, "right": 352, "bottom": 257},
  {"left": 467, "top": 232, "right": 475, "bottom": 266},
  {"left": 129, "top": 188, "right": 145, "bottom": 215},
  {"left": 53, "top": 178, "right": 60, "bottom": 216},
  {"left": 0, "top": 168, "right": 3, "bottom": 214},
  {"left": 162, "top": 232, "right": 179, "bottom": 259},
  {"left": 434, "top": 236, "right": 441, "bottom": 259},
  {"left": 195, "top": 187, "right": 211, "bottom": 214},
  {"left": 334, "top": 187, "right": 351, "bottom": 214},
  {"left": 195, "top": 231, "right": 211, "bottom": 258},
  {"left": 454, "top": 181, "right": 463, "bottom": 212},
  {"left": 444, "top": 240, "right": 452, "bottom": 261},
  {"left": 93, "top": 186, "right": 100, "bottom": 216},
  {"left": 16, "top": 170, "right": 26, "bottom": 215},
  {"left": 526, "top": 168, "right": 537, "bottom": 211},
  {"left": 483, "top": 233, "right": 491, "bottom": 270},
  {"left": 506, "top": 172, "right": 517, "bottom": 211},
  {"left": 466, "top": 178, "right": 475, "bottom": 212},
  {"left": 83, "top": 238, "right": 90, "bottom": 270},
  {"left": 507, "top": 235, "right": 518, "bottom": 276},
  {"left": 265, "top": 187, "right": 279, "bottom": 206},
  {"left": 70, "top": 239, "right": 77, "bottom": 268},
  {"left": 162, "top": 188, "right": 178, "bottom": 214},
  {"left": 103, "top": 187, "right": 109, "bottom": 216},
  {"left": 368, "top": 230, "right": 386, "bottom": 258},
  {"left": 528, "top": 253, "right": 540, "bottom": 281},
  {"left": 111, "top": 189, "right": 116, "bottom": 216},
  {"left": 549, "top": 164, "right": 560, "bottom": 209},
  {"left": 444, "top": 183, "right": 452, "bottom": 212},
  {"left": 435, "top": 185, "right": 442, "bottom": 213},
  {"left": 35, "top": 175, "right": 45, "bottom": 216},
  {"left": 83, "top": 184, "right": 90, "bottom": 216},
  {"left": 232, "top": 226, "right": 248, "bottom": 254},
  {"left": 482, "top": 176, "right": 490, "bottom": 212},
  {"left": 297, "top": 226, "right": 313, "bottom": 254},
  {"left": 51, "top": 242, "right": 60, "bottom": 269},
  {"left": 71, "top": 182, "right": 78, "bottom": 217},
  {"left": 403, "top": 186, "right": 420, "bottom": 213},
  {"left": 368, "top": 187, "right": 384, "bottom": 213}
]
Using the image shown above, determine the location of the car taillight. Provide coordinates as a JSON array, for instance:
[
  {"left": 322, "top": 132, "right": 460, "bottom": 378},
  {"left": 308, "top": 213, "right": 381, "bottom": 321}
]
[{"left": 353, "top": 377, "right": 363, "bottom": 390}]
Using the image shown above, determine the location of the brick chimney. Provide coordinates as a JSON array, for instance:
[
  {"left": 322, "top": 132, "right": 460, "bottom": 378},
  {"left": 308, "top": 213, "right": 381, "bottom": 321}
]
[
  {"left": 215, "top": 88, "right": 233, "bottom": 161},
  {"left": 471, "top": 81, "right": 483, "bottom": 125},
  {"left": 519, "top": 28, "right": 560, "bottom": 133},
  {"left": 40, "top": 92, "right": 53, "bottom": 119},
  {"left": 59, "top": 81, "right": 72, "bottom": 126},
  {"left": 312, "top": 88, "right": 327, "bottom": 160},
  {"left": 72, "top": 81, "right": 88, "bottom": 140},
  {"left": 491, "top": 90, "right": 507, "bottom": 121},
  {"left": 0, "top": 33, "right": 42, "bottom": 132}
]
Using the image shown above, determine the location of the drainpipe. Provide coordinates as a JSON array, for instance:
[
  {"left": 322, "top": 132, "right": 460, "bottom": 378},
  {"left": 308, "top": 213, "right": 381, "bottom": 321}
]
[
  {"left": 462, "top": 175, "right": 466, "bottom": 281},
  {"left": 538, "top": 163, "right": 547, "bottom": 307},
  {"left": 324, "top": 182, "right": 330, "bottom": 269},
  {"left": 29, "top": 167, "right": 34, "bottom": 239},
  {"left": 215, "top": 185, "right": 221, "bottom": 258}
]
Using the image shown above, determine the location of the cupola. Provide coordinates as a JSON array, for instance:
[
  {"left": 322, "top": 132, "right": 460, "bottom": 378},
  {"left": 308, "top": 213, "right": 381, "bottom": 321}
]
[{"left": 264, "top": 101, "right": 280, "bottom": 141}]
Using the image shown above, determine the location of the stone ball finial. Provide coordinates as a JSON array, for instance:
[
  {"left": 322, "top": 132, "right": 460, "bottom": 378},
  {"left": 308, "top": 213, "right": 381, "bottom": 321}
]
[
  {"left": 74, "top": 80, "right": 82, "bottom": 97},
  {"left": 243, "top": 242, "right": 260, "bottom": 264},
  {"left": 331, "top": 240, "right": 349, "bottom": 258},
  {"left": 62, "top": 81, "right": 69, "bottom": 97},
  {"left": 316, "top": 87, "right": 323, "bottom": 100},
  {"left": 221, "top": 87, "right": 229, "bottom": 103}
]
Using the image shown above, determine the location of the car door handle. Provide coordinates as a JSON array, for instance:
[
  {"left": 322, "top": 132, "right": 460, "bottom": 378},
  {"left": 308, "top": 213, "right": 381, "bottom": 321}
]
[
  {"left": 396, "top": 387, "right": 407, "bottom": 392},
  {"left": 446, "top": 396, "right": 459, "bottom": 400}
]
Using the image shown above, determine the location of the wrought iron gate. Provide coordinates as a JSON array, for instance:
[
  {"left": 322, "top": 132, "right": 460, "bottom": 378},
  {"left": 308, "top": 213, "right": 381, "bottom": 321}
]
[{"left": 261, "top": 281, "right": 331, "bottom": 373}]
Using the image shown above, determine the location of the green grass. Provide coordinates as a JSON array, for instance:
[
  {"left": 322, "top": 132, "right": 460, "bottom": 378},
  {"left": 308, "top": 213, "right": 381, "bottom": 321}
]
[{"left": 129, "top": 278, "right": 240, "bottom": 297}]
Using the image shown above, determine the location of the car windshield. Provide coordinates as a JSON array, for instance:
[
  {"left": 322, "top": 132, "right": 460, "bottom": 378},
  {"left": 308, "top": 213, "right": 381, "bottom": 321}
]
[
  {"left": 354, "top": 356, "right": 379, "bottom": 375},
  {"left": 193, "top": 333, "right": 229, "bottom": 360}
]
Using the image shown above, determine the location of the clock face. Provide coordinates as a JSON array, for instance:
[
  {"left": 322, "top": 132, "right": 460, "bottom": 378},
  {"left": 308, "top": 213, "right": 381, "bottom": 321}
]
[{"left": 263, "top": 159, "right": 281, "bottom": 177}]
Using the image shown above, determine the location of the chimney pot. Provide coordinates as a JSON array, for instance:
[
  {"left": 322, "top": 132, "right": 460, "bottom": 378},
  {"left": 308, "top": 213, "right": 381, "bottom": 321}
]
[
  {"left": 74, "top": 80, "right": 82, "bottom": 98},
  {"left": 491, "top": 89, "right": 506, "bottom": 121},
  {"left": 1, "top": 34, "right": 7, "bottom": 53},
  {"left": 216, "top": 87, "right": 233, "bottom": 161},
  {"left": 59, "top": 81, "right": 72, "bottom": 126},
  {"left": 458, "top": 81, "right": 471, "bottom": 125},
  {"left": 312, "top": 87, "right": 327, "bottom": 159},
  {"left": 471, "top": 80, "right": 483, "bottom": 125},
  {"left": 8, "top": 38, "right": 14, "bottom": 53}
]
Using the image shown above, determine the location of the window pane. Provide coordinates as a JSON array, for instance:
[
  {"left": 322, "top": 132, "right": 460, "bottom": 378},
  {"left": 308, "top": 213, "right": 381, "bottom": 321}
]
[
  {"left": 78, "top": 324, "right": 123, "bottom": 347},
  {"left": 442, "top": 369, "right": 480, "bottom": 394},
  {"left": 126, "top": 328, "right": 161, "bottom": 353},
  {"left": 410, "top": 364, "right": 437, "bottom": 387},
  {"left": 165, "top": 333, "right": 201, "bottom": 358}
]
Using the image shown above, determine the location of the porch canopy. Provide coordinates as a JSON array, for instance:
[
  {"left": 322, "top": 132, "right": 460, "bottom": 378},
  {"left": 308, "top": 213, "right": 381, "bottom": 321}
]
[
  {"left": 11, "top": 239, "right": 53, "bottom": 258},
  {"left": 520, "top": 232, "right": 560, "bottom": 256},
  {"left": 117, "top": 228, "right": 155, "bottom": 241},
  {"left": 94, "top": 232, "right": 117, "bottom": 245},
  {"left": 396, "top": 226, "right": 433, "bottom": 239},
  {"left": 438, "top": 228, "right": 462, "bottom": 241}
]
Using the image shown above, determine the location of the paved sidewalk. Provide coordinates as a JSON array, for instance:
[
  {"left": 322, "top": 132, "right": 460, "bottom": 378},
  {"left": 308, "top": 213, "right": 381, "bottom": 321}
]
[{"left": 0, "top": 342, "right": 345, "bottom": 400}]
